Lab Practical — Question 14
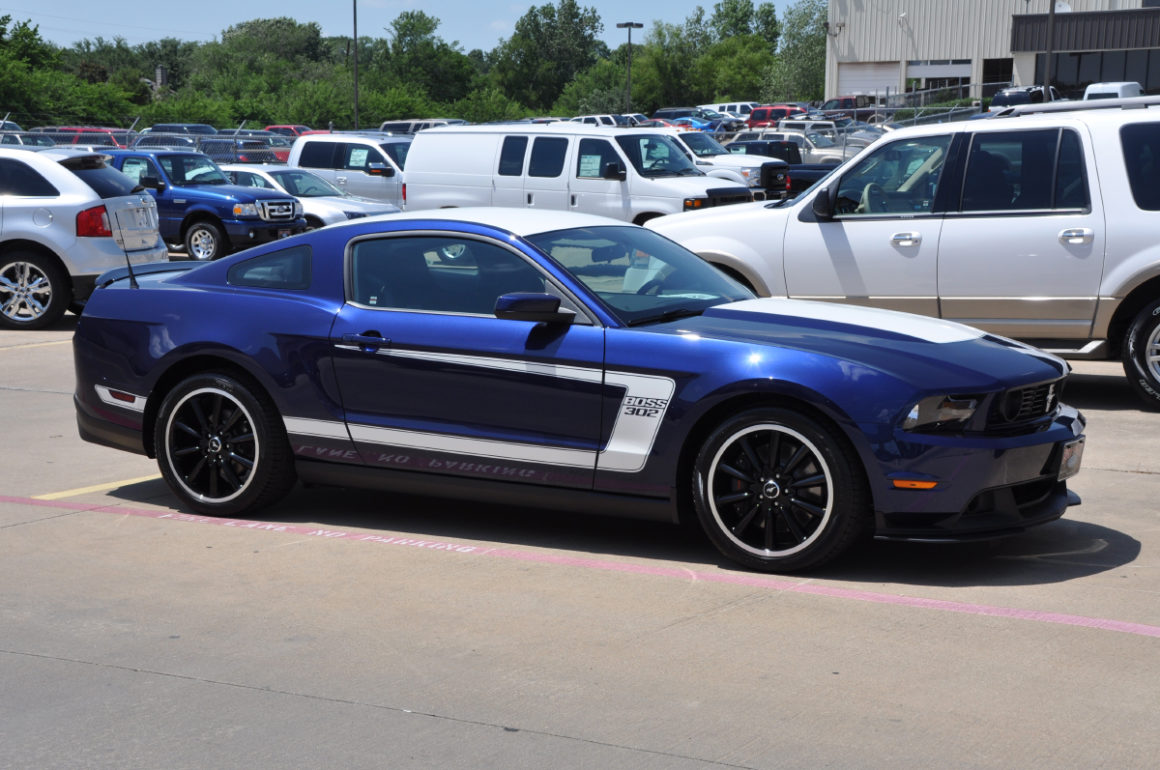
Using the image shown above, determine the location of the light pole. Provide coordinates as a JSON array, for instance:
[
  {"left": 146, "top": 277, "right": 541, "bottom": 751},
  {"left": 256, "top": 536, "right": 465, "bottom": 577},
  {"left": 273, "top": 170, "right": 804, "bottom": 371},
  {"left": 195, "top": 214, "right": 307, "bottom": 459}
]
[
  {"left": 353, "top": 0, "right": 360, "bottom": 130},
  {"left": 616, "top": 22, "right": 643, "bottom": 115}
]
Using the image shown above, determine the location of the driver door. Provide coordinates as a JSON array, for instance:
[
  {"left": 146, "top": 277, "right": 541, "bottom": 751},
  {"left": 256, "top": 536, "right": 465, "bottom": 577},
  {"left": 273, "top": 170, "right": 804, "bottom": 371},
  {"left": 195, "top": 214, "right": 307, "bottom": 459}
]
[{"left": 782, "top": 135, "right": 950, "bottom": 317}]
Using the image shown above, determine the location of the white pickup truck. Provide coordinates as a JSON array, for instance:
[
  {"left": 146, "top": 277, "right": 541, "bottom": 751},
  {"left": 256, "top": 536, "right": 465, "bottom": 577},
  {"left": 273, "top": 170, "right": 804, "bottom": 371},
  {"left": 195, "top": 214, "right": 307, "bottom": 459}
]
[{"left": 649, "top": 96, "right": 1160, "bottom": 407}]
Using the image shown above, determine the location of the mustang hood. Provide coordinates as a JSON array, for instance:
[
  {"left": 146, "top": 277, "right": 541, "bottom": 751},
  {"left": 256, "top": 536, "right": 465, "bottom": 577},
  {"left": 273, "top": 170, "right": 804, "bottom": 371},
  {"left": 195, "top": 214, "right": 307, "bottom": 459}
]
[{"left": 681, "top": 298, "right": 1067, "bottom": 390}]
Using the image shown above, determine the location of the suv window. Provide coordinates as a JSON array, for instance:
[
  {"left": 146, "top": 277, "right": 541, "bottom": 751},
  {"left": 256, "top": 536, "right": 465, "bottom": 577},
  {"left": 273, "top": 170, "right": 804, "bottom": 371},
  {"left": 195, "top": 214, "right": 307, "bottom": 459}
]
[
  {"left": 576, "top": 138, "right": 620, "bottom": 178},
  {"left": 528, "top": 137, "right": 568, "bottom": 178},
  {"left": 298, "top": 141, "right": 337, "bottom": 169},
  {"left": 0, "top": 158, "right": 58, "bottom": 196},
  {"left": 834, "top": 135, "right": 951, "bottom": 216},
  {"left": 498, "top": 136, "right": 528, "bottom": 176},
  {"left": 961, "top": 129, "right": 1088, "bottom": 212},
  {"left": 65, "top": 156, "right": 141, "bottom": 198},
  {"left": 1121, "top": 123, "right": 1160, "bottom": 211}
]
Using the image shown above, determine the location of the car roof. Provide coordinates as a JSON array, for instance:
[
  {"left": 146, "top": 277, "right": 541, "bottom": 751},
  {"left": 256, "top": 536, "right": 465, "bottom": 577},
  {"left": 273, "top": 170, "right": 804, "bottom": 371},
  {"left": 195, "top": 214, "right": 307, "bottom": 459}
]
[{"left": 341, "top": 207, "right": 623, "bottom": 238}]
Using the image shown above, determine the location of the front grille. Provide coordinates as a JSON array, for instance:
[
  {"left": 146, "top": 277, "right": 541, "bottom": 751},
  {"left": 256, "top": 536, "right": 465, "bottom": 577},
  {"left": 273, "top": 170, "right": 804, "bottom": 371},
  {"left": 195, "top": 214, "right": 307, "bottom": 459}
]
[
  {"left": 706, "top": 186, "right": 753, "bottom": 206},
  {"left": 759, "top": 162, "right": 788, "bottom": 191},
  {"left": 258, "top": 199, "right": 297, "bottom": 221},
  {"left": 988, "top": 379, "right": 1063, "bottom": 427}
]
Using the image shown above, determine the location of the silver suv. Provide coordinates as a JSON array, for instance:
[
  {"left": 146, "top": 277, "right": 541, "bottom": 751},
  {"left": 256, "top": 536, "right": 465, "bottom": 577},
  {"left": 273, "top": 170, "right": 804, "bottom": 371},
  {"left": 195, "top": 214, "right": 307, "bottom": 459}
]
[{"left": 0, "top": 148, "right": 168, "bottom": 329}]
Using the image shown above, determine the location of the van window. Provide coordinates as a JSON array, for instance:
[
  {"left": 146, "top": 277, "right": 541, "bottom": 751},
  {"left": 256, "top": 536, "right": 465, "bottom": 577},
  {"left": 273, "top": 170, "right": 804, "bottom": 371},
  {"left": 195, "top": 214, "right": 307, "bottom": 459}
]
[
  {"left": 499, "top": 136, "right": 528, "bottom": 176},
  {"left": 576, "top": 139, "right": 620, "bottom": 178},
  {"left": 1121, "top": 123, "right": 1160, "bottom": 211},
  {"left": 528, "top": 137, "right": 568, "bottom": 178},
  {"left": 298, "top": 141, "right": 337, "bottom": 169}
]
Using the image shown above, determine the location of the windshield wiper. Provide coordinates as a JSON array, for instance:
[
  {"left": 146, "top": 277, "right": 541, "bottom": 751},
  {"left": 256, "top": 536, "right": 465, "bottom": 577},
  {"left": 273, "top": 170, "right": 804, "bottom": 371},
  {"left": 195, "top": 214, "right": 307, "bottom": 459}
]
[{"left": 627, "top": 307, "right": 705, "bottom": 326}]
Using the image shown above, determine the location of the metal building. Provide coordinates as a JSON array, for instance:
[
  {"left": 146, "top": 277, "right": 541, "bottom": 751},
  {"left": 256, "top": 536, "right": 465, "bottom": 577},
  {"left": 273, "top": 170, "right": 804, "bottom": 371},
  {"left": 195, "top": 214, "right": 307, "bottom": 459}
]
[{"left": 824, "top": 0, "right": 1160, "bottom": 101}]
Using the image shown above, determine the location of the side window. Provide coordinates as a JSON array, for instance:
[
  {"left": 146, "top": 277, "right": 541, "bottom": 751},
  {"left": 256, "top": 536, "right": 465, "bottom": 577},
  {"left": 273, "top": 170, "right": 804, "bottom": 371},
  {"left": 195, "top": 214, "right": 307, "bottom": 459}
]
[
  {"left": 498, "top": 136, "right": 528, "bottom": 176},
  {"left": 833, "top": 135, "right": 950, "bottom": 216},
  {"left": 961, "top": 129, "right": 1086, "bottom": 212},
  {"left": 528, "top": 137, "right": 568, "bottom": 178},
  {"left": 1121, "top": 123, "right": 1160, "bottom": 211},
  {"left": 227, "top": 245, "right": 311, "bottom": 290},
  {"left": 298, "top": 141, "right": 336, "bottom": 169},
  {"left": 1055, "top": 129, "right": 1090, "bottom": 210},
  {"left": 0, "top": 158, "right": 59, "bottom": 196},
  {"left": 576, "top": 138, "right": 620, "bottom": 178},
  {"left": 351, "top": 237, "right": 546, "bottom": 315},
  {"left": 120, "top": 158, "right": 155, "bottom": 186},
  {"left": 342, "top": 144, "right": 376, "bottom": 171}
]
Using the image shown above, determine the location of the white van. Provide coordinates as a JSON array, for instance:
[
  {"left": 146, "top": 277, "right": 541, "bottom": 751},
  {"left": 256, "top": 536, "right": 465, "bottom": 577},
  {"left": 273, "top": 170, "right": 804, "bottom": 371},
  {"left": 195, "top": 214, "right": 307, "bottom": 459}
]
[
  {"left": 1083, "top": 81, "right": 1143, "bottom": 100},
  {"left": 404, "top": 124, "right": 753, "bottom": 224},
  {"left": 699, "top": 102, "right": 760, "bottom": 118}
]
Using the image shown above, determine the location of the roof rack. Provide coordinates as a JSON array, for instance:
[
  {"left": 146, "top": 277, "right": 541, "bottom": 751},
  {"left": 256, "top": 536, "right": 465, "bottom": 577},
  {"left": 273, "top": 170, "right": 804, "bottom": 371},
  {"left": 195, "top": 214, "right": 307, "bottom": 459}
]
[{"left": 994, "top": 94, "right": 1160, "bottom": 119}]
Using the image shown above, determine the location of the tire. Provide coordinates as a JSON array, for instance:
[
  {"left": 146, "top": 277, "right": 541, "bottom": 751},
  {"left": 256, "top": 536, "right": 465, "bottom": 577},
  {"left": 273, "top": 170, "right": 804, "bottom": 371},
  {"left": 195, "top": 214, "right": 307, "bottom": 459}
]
[
  {"left": 692, "top": 407, "right": 870, "bottom": 572},
  {"left": 184, "top": 221, "right": 226, "bottom": 261},
  {"left": 303, "top": 216, "right": 326, "bottom": 231},
  {"left": 1122, "top": 298, "right": 1160, "bottom": 409},
  {"left": 0, "top": 251, "right": 69, "bottom": 330},
  {"left": 154, "top": 372, "right": 296, "bottom": 517}
]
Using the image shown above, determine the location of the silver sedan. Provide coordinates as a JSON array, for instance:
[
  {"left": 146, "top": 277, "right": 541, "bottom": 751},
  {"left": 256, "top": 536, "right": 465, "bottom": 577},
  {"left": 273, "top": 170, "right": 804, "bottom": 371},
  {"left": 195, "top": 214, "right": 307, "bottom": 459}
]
[{"left": 220, "top": 163, "right": 400, "bottom": 229}]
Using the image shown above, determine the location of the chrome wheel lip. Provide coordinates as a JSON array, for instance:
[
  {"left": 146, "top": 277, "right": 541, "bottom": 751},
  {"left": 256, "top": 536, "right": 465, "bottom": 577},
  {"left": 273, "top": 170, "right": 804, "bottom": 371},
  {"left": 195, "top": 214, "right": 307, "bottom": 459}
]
[
  {"left": 706, "top": 423, "right": 834, "bottom": 558},
  {"left": 0, "top": 260, "right": 52, "bottom": 322},
  {"left": 164, "top": 386, "right": 260, "bottom": 505},
  {"left": 188, "top": 228, "right": 218, "bottom": 260}
]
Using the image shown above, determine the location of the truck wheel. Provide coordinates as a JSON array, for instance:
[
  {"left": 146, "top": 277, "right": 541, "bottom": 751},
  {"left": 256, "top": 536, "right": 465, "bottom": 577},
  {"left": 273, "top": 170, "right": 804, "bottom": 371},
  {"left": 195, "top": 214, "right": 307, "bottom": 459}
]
[
  {"left": 0, "top": 251, "right": 69, "bottom": 330},
  {"left": 185, "top": 221, "right": 226, "bottom": 261},
  {"left": 691, "top": 407, "right": 870, "bottom": 572},
  {"left": 1122, "top": 299, "right": 1160, "bottom": 409}
]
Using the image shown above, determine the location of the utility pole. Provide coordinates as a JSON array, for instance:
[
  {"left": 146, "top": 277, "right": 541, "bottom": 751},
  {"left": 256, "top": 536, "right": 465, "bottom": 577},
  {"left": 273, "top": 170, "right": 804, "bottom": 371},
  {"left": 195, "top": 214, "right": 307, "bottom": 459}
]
[{"left": 616, "top": 22, "right": 643, "bottom": 114}]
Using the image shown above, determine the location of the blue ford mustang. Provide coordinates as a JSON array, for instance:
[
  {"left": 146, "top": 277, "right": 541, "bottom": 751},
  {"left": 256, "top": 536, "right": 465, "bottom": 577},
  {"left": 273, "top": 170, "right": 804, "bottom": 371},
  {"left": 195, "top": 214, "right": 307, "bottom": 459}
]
[{"left": 73, "top": 209, "right": 1085, "bottom": 572}]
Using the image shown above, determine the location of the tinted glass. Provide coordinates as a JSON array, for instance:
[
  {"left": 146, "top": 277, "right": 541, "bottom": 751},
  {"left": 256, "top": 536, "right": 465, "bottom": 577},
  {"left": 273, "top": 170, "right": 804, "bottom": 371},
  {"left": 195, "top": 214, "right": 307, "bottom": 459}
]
[
  {"left": 0, "top": 158, "right": 58, "bottom": 196},
  {"left": 380, "top": 142, "right": 409, "bottom": 169},
  {"left": 1055, "top": 129, "right": 1090, "bottom": 210},
  {"left": 576, "top": 139, "right": 620, "bottom": 178},
  {"left": 833, "top": 135, "right": 950, "bottom": 216},
  {"left": 961, "top": 129, "right": 1064, "bottom": 212},
  {"left": 228, "top": 245, "right": 312, "bottom": 290},
  {"left": 1122, "top": 123, "right": 1160, "bottom": 211},
  {"left": 298, "top": 141, "right": 336, "bottom": 168},
  {"left": 498, "top": 136, "right": 528, "bottom": 176},
  {"left": 528, "top": 137, "right": 568, "bottom": 178}
]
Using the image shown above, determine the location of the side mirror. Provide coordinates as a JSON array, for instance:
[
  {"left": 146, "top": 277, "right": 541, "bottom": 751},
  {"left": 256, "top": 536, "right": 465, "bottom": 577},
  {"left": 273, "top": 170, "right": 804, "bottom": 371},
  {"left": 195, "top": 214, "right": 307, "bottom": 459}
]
[
  {"left": 494, "top": 292, "right": 575, "bottom": 325},
  {"left": 367, "top": 162, "right": 395, "bottom": 178},
  {"left": 811, "top": 185, "right": 835, "bottom": 220},
  {"left": 140, "top": 175, "right": 165, "bottom": 191},
  {"left": 602, "top": 161, "right": 627, "bottom": 181}
]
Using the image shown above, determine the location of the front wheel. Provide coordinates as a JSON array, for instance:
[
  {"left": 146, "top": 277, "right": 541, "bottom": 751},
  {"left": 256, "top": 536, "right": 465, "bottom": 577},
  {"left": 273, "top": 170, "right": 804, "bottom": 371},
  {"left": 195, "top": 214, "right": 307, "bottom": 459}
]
[
  {"left": 692, "top": 407, "right": 869, "bottom": 572},
  {"left": 1122, "top": 299, "right": 1160, "bottom": 409},
  {"left": 154, "top": 373, "right": 296, "bottom": 516},
  {"left": 184, "top": 221, "right": 226, "bottom": 261},
  {"left": 0, "top": 251, "right": 69, "bottom": 330}
]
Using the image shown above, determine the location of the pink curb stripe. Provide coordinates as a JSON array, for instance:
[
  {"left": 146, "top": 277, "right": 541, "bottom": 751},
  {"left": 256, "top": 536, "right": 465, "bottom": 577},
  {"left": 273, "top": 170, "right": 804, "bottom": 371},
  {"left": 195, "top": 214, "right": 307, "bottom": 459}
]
[{"left": 5, "top": 494, "right": 1160, "bottom": 639}]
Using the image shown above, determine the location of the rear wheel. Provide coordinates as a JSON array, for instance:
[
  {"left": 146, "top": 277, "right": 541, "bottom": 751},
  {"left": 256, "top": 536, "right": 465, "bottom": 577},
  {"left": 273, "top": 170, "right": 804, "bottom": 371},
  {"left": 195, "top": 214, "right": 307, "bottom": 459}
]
[
  {"left": 1122, "top": 298, "right": 1160, "bottom": 409},
  {"left": 185, "top": 221, "right": 226, "bottom": 261},
  {"left": 692, "top": 407, "right": 869, "bottom": 572},
  {"left": 0, "top": 251, "right": 69, "bottom": 330},
  {"left": 154, "top": 373, "right": 296, "bottom": 516}
]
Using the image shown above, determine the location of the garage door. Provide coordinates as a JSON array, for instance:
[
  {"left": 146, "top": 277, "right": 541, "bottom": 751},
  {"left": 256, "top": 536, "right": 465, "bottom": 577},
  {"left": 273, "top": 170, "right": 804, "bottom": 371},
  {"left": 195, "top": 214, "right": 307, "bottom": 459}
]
[{"left": 836, "top": 62, "right": 900, "bottom": 97}]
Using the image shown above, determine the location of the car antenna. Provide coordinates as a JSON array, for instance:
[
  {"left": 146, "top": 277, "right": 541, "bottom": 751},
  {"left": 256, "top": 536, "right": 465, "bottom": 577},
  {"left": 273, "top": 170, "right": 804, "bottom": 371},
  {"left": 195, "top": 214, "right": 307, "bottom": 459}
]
[{"left": 111, "top": 210, "right": 140, "bottom": 289}]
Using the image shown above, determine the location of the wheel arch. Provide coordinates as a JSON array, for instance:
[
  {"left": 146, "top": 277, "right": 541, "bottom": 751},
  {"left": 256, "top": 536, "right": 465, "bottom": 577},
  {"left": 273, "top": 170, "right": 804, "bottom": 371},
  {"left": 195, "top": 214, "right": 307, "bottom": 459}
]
[
  {"left": 180, "top": 211, "right": 225, "bottom": 240},
  {"left": 1105, "top": 274, "right": 1160, "bottom": 359},
  {"left": 0, "top": 239, "right": 74, "bottom": 297}
]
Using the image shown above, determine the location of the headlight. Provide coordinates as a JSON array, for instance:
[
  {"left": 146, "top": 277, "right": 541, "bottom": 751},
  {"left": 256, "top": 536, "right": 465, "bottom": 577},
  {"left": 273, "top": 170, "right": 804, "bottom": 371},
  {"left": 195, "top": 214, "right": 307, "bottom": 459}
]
[
  {"left": 233, "top": 202, "right": 258, "bottom": 217},
  {"left": 739, "top": 168, "right": 762, "bottom": 187},
  {"left": 294, "top": 201, "right": 304, "bottom": 217},
  {"left": 902, "top": 395, "right": 979, "bottom": 432}
]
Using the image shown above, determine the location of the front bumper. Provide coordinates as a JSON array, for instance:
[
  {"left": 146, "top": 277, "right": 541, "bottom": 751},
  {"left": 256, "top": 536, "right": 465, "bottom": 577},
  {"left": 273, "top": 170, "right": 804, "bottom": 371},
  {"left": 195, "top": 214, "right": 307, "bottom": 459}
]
[
  {"left": 871, "top": 405, "right": 1086, "bottom": 541},
  {"left": 223, "top": 219, "right": 308, "bottom": 249}
]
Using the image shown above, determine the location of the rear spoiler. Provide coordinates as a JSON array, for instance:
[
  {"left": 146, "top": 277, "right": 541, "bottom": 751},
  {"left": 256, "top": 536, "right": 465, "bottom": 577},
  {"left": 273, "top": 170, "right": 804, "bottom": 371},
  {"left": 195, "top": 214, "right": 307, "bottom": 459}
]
[{"left": 96, "top": 260, "right": 200, "bottom": 289}]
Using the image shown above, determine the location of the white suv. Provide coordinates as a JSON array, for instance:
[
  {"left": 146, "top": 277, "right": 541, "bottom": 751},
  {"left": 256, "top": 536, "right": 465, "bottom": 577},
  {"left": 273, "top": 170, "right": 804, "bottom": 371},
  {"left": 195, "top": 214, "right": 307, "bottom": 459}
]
[
  {"left": 649, "top": 97, "right": 1160, "bottom": 407},
  {"left": 0, "top": 148, "right": 167, "bottom": 329}
]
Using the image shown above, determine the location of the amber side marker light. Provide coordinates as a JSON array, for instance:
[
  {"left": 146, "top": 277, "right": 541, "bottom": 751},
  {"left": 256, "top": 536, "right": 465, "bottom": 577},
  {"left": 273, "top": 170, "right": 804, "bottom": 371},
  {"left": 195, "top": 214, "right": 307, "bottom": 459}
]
[{"left": 893, "top": 480, "right": 939, "bottom": 490}]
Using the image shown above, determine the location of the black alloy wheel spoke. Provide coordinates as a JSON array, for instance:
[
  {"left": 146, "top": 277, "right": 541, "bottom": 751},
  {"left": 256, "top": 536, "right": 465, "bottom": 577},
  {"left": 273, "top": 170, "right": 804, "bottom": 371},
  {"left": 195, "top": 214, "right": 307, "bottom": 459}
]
[
  {"left": 781, "top": 444, "right": 810, "bottom": 475},
  {"left": 789, "top": 473, "right": 827, "bottom": 491},
  {"left": 189, "top": 399, "right": 210, "bottom": 434},
  {"left": 186, "top": 457, "right": 207, "bottom": 483},
  {"left": 173, "top": 445, "right": 201, "bottom": 457},
  {"left": 231, "top": 431, "right": 255, "bottom": 444},
  {"left": 789, "top": 496, "right": 825, "bottom": 519},
  {"left": 717, "top": 490, "right": 750, "bottom": 505},
  {"left": 228, "top": 452, "right": 254, "bottom": 469},
  {"left": 220, "top": 463, "right": 243, "bottom": 491},
  {"left": 719, "top": 461, "right": 753, "bottom": 484},
  {"left": 174, "top": 419, "right": 201, "bottom": 440},
  {"left": 210, "top": 394, "right": 223, "bottom": 431},
  {"left": 739, "top": 434, "right": 763, "bottom": 474},
  {"left": 778, "top": 507, "right": 808, "bottom": 543},
  {"left": 733, "top": 503, "right": 761, "bottom": 535},
  {"left": 218, "top": 405, "right": 244, "bottom": 434},
  {"left": 208, "top": 467, "right": 219, "bottom": 498}
]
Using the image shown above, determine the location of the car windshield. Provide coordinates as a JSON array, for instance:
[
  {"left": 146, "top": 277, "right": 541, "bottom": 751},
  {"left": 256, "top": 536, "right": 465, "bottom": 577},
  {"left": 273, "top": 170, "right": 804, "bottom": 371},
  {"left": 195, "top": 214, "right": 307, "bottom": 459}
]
[
  {"left": 159, "top": 154, "right": 229, "bottom": 185},
  {"left": 614, "top": 134, "right": 703, "bottom": 178},
  {"left": 524, "top": 225, "right": 752, "bottom": 325},
  {"left": 807, "top": 132, "right": 836, "bottom": 147},
  {"left": 680, "top": 132, "right": 729, "bottom": 156},
  {"left": 270, "top": 169, "right": 343, "bottom": 197}
]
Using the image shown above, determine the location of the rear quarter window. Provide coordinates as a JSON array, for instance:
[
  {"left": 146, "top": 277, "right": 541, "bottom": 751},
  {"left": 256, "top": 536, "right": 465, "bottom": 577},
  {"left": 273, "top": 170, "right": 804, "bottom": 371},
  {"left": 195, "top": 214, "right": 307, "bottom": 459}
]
[
  {"left": 1121, "top": 123, "right": 1160, "bottom": 211},
  {"left": 227, "top": 245, "right": 312, "bottom": 290},
  {"left": 0, "top": 158, "right": 59, "bottom": 196}
]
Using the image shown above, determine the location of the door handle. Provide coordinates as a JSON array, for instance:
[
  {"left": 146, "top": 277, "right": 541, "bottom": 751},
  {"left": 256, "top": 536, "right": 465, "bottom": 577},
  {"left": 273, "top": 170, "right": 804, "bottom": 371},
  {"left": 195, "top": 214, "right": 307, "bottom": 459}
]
[
  {"left": 340, "top": 332, "right": 389, "bottom": 352},
  {"left": 891, "top": 232, "right": 921, "bottom": 247},
  {"left": 570, "top": 194, "right": 577, "bottom": 206},
  {"left": 1059, "top": 228, "right": 1093, "bottom": 245},
  {"left": 527, "top": 193, "right": 533, "bottom": 205}
]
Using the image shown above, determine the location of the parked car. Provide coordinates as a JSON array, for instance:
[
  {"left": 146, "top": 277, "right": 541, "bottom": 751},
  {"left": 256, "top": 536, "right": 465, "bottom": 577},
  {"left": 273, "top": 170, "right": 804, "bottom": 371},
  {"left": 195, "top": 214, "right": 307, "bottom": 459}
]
[
  {"left": 727, "top": 129, "right": 856, "bottom": 164},
  {"left": 668, "top": 130, "right": 790, "bottom": 198},
  {"left": 0, "top": 131, "right": 56, "bottom": 147},
  {"left": 287, "top": 132, "right": 410, "bottom": 206},
  {"left": 818, "top": 95, "right": 889, "bottom": 123},
  {"left": 74, "top": 208, "right": 1085, "bottom": 572},
  {"left": 0, "top": 147, "right": 167, "bottom": 329},
  {"left": 197, "top": 137, "right": 281, "bottom": 164},
  {"left": 1084, "top": 81, "right": 1142, "bottom": 100},
  {"left": 104, "top": 149, "right": 306, "bottom": 260},
  {"left": 649, "top": 96, "right": 1160, "bottom": 406},
  {"left": 988, "top": 85, "right": 1063, "bottom": 112},
  {"left": 699, "top": 101, "right": 761, "bottom": 118},
  {"left": 377, "top": 118, "right": 467, "bottom": 134},
  {"left": 652, "top": 107, "right": 743, "bottom": 132},
  {"left": 747, "top": 105, "right": 808, "bottom": 129},
  {"left": 146, "top": 123, "right": 218, "bottom": 135},
  {"left": 34, "top": 126, "right": 136, "bottom": 148},
  {"left": 403, "top": 123, "right": 752, "bottom": 223},
  {"left": 726, "top": 140, "right": 836, "bottom": 196},
  {"left": 265, "top": 124, "right": 313, "bottom": 137},
  {"left": 569, "top": 114, "right": 631, "bottom": 127},
  {"left": 220, "top": 163, "right": 400, "bottom": 228},
  {"left": 131, "top": 133, "right": 199, "bottom": 150}
]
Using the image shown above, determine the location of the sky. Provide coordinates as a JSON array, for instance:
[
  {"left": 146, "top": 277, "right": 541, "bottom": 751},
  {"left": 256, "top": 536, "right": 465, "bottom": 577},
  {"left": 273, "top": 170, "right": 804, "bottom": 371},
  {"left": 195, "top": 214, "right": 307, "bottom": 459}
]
[{"left": 5, "top": 0, "right": 794, "bottom": 54}]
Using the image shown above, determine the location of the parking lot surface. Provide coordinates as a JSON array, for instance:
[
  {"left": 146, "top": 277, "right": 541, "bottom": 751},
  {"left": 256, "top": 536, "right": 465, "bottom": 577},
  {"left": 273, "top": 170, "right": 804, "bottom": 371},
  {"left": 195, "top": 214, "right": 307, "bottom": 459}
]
[{"left": 3, "top": 317, "right": 1159, "bottom": 768}]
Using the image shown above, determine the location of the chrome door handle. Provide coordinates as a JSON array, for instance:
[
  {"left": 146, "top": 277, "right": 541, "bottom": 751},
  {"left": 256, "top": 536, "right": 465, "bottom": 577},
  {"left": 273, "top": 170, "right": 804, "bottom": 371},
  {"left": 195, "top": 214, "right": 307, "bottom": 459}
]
[
  {"left": 1059, "top": 228, "right": 1093, "bottom": 245},
  {"left": 891, "top": 232, "right": 921, "bottom": 247}
]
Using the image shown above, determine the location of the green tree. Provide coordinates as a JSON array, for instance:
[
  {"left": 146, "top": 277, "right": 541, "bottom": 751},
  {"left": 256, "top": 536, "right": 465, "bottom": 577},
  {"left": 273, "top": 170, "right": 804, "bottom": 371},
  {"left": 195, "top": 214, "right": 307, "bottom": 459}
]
[
  {"left": 693, "top": 35, "right": 776, "bottom": 102},
  {"left": 762, "top": 0, "right": 826, "bottom": 102},
  {"left": 376, "top": 11, "right": 479, "bottom": 104},
  {"left": 754, "top": 2, "right": 781, "bottom": 50},
  {"left": 711, "top": 0, "right": 756, "bottom": 40}
]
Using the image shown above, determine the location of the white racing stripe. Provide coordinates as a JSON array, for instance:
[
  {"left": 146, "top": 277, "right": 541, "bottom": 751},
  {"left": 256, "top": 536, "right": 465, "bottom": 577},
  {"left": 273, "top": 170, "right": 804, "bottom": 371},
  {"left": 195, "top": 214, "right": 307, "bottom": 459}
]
[{"left": 722, "top": 298, "right": 985, "bottom": 344}]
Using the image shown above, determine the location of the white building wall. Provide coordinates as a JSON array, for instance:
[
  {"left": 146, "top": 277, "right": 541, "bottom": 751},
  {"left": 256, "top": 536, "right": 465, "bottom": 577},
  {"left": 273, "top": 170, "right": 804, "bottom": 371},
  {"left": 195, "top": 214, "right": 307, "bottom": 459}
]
[{"left": 824, "top": 0, "right": 1145, "bottom": 99}]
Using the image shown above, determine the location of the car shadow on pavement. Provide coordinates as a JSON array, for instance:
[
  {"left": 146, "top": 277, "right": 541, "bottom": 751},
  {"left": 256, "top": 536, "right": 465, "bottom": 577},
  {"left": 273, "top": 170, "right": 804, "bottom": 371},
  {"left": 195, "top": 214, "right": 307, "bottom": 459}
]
[
  {"left": 104, "top": 480, "right": 1137, "bottom": 589},
  {"left": 1064, "top": 368, "right": 1142, "bottom": 412}
]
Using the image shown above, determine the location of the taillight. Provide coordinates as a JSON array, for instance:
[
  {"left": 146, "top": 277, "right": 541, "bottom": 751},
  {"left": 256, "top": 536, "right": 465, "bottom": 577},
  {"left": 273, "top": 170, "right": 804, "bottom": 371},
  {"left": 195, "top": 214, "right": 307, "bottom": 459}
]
[
  {"left": 76, "top": 205, "right": 113, "bottom": 237},
  {"left": 402, "top": 183, "right": 406, "bottom": 205},
  {"left": 785, "top": 173, "right": 792, "bottom": 190}
]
